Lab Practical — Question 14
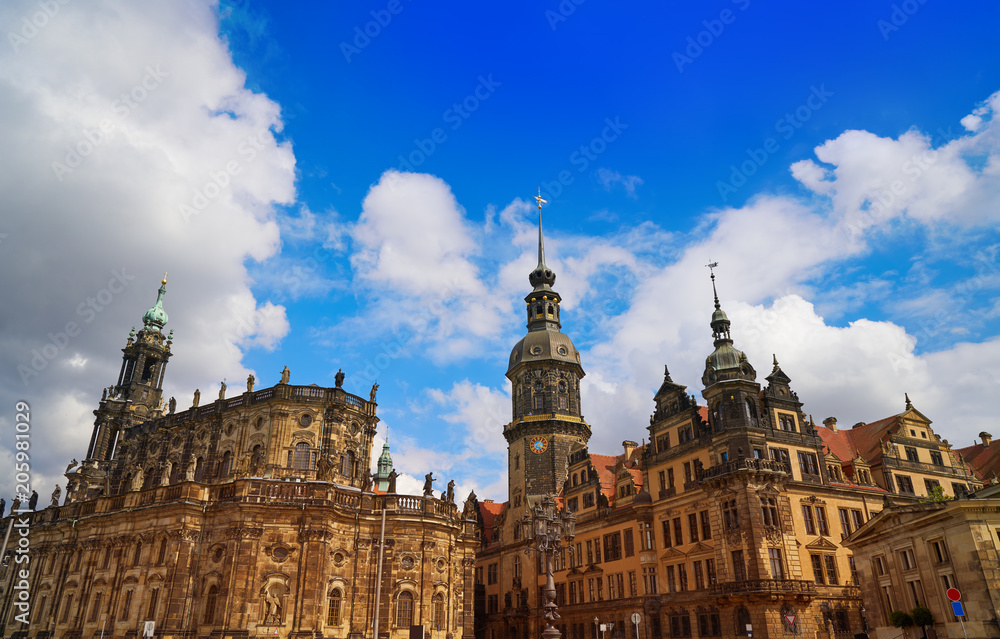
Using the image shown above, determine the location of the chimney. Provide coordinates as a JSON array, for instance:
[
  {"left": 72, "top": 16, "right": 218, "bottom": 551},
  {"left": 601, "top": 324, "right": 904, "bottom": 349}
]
[
  {"left": 622, "top": 440, "right": 638, "bottom": 459},
  {"left": 823, "top": 417, "right": 838, "bottom": 432},
  {"left": 981, "top": 432, "right": 993, "bottom": 447}
]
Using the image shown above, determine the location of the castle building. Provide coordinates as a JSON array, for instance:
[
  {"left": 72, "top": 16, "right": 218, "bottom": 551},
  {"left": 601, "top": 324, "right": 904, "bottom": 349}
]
[
  {"left": 842, "top": 484, "right": 1000, "bottom": 639},
  {"left": 474, "top": 218, "right": 984, "bottom": 639},
  {"left": 0, "top": 279, "right": 478, "bottom": 639}
]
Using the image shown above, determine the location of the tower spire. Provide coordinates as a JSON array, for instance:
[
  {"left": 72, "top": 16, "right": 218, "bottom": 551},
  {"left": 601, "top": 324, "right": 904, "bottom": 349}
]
[
  {"left": 535, "top": 188, "right": 548, "bottom": 271},
  {"left": 528, "top": 189, "right": 556, "bottom": 292}
]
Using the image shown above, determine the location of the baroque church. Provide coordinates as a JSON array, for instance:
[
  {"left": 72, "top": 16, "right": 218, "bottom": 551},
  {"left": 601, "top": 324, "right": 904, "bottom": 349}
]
[
  {"left": 474, "top": 209, "right": 984, "bottom": 639},
  {"left": 0, "top": 278, "right": 478, "bottom": 639}
]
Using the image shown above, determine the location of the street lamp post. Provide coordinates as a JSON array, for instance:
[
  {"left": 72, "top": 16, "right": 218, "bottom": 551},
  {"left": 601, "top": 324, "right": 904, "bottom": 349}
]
[{"left": 521, "top": 494, "right": 576, "bottom": 639}]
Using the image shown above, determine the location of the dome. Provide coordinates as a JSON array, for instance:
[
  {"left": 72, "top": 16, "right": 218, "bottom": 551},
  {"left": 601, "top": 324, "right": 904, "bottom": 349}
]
[
  {"left": 707, "top": 342, "right": 744, "bottom": 373},
  {"left": 633, "top": 489, "right": 652, "bottom": 505},
  {"left": 711, "top": 307, "right": 729, "bottom": 324},
  {"left": 507, "top": 329, "right": 581, "bottom": 375},
  {"left": 142, "top": 280, "right": 169, "bottom": 331}
]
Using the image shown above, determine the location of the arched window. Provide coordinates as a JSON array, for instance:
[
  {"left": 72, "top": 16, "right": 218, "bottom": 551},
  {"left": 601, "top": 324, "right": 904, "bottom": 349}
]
[
  {"left": 327, "top": 589, "right": 343, "bottom": 626},
  {"left": 744, "top": 398, "right": 757, "bottom": 425},
  {"left": 132, "top": 541, "right": 142, "bottom": 567},
  {"left": 204, "top": 585, "right": 218, "bottom": 624},
  {"left": 572, "top": 473, "right": 578, "bottom": 487},
  {"left": 219, "top": 451, "right": 232, "bottom": 478},
  {"left": 341, "top": 450, "right": 355, "bottom": 477},
  {"left": 157, "top": 538, "right": 168, "bottom": 565},
  {"left": 432, "top": 593, "right": 445, "bottom": 630},
  {"left": 580, "top": 469, "right": 587, "bottom": 482},
  {"left": 396, "top": 591, "right": 414, "bottom": 627},
  {"left": 294, "top": 443, "right": 311, "bottom": 470},
  {"left": 513, "top": 555, "right": 521, "bottom": 580},
  {"left": 736, "top": 607, "right": 751, "bottom": 635},
  {"left": 195, "top": 457, "right": 206, "bottom": 482}
]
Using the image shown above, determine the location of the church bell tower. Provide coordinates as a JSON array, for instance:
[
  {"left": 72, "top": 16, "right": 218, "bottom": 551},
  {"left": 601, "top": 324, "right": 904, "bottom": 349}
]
[
  {"left": 504, "top": 193, "right": 590, "bottom": 512},
  {"left": 86, "top": 276, "right": 173, "bottom": 463}
]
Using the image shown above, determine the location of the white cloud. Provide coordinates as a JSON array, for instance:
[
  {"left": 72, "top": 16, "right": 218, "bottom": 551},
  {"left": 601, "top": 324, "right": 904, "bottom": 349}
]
[{"left": 0, "top": 0, "right": 296, "bottom": 499}]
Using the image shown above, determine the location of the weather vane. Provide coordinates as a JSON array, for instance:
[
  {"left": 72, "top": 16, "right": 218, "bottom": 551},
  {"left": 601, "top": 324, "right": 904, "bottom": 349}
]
[
  {"left": 705, "top": 260, "right": 718, "bottom": 275},
  {"left": 534, "top": 188, "right": 547, "bottom": 211}
]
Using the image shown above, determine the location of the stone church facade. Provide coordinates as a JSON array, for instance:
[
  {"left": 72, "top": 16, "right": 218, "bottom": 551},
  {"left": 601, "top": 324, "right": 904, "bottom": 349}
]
[
  {"left": 0, "top": 278, "right": 478, "bottom": 639},
  {"left": 475, "top": 217, "right": 983, "bottom": 639}
]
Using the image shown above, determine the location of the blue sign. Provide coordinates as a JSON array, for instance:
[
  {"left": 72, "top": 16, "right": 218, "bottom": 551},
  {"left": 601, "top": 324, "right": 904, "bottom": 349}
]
[{"left": 952, "top": 601, "right": 965, "bottom": 617}]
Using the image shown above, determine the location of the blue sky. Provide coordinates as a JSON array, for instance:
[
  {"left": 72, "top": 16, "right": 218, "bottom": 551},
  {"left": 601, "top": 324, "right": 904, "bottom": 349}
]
[{"left": 2, "top": 0, "right": 1000, "bottom": 501}]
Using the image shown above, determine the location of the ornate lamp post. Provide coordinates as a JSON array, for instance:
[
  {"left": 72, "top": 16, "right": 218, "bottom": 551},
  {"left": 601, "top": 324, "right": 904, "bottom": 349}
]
[{"left": 521, "top": 494, "right": 576, "bottom": 639}]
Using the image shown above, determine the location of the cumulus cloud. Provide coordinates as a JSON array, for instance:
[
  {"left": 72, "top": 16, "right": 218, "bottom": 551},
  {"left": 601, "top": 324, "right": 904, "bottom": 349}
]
[{"left": 0, "top": 0, "right": 297, "bottom": 499}]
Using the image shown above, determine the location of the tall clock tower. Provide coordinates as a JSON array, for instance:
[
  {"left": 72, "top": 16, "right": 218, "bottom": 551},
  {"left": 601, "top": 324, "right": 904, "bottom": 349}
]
[{"left": 504, "top": 195, "right": 590, "bottom": 513}]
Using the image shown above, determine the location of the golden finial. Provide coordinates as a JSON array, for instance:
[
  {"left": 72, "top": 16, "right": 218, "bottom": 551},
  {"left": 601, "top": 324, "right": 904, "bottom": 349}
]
[
  {"left": 162, "top": 271, "right": 168, "bottom": 285},
  {"left": 534, "top": 188, "right": 547, "bottom": 211}
]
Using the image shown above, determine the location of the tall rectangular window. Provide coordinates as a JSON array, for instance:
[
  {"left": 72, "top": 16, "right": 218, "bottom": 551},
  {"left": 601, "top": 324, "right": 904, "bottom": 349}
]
[
  {"left": 628, "top": 571, "right": 637, "bottom": 597},
  {"left": 147, "top": 588, "right": 159, "bottom": 619},
  {"left": 811, "top": 555, "right": 825, "bottom": 584},
  {"left": 90, "top": 592, "right": 103, "bottom": 622},
  {"left": 700, "top": 511, "right": 712, "bottom": 540},
  {"left": 666, "top": 565, "right": 676, "bottom": 593},
  {"left": 673, "top": 518, "right": 683, "bottom": 546},
  {"left": 768, "top": 548, "right": 785, "bottom": 580},
  {"left": 623, "top": 528, "right": 635, "bottom": 557},
  {"left": 816, "top": 507, "right": 829, "bottom": 535},
  {"left": 693, "top": 560, "right": 704, "bottom": 590},
  {"left": 643, "top": 567, "right": 658, "bottom": 594},
  {"left": 688, "top": 513, "right": 699, "bottom": 543},
  {"left": 603, "top": 532, "right": 622, "bottom": 562},
  {"left": 120, "top": 590, "right": 133, "bottom": 620},
  {"left": 824, "top": 555, "right": 838, "bottom": 585},
  {"left": 678, "top": 563, "right": 688, "bottom": 592},
  {"left": 802, "top": 505, "right": 816, "bottom": 535},
  {"left": 732, "top": 550, "right": 746, "bottom": 581},
  {"left": 706, "top": 558, "right": 716, "bottom": 585},
  {"left": 851, "top": 510, "right": 865, "bottom": 531},
  {"left": 662, "top": 520, "right": 672, "bottom": 548},
  {"left": 723, "top": 500, "right": 739, "bottom": 530},
  {"left": 838, "top": 508, "right": 852, "bottom": 539},
  {"left": 761, "top": 497, "right": 780, "bottom": 527},
  {"left": 641, "top": 521, "right": 655, "bottom": 551}
]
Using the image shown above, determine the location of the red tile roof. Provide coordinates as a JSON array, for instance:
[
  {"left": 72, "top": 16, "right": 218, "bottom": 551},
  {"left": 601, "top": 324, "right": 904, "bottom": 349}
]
[{"left": 957, "top": 442, "right": 1000, "bottom": 483}]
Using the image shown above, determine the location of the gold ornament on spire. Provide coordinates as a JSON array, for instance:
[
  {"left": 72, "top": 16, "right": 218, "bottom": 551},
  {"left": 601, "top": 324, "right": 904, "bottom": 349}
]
[{"left": 534, "top": 188, "right": 547, "bottom": 211}]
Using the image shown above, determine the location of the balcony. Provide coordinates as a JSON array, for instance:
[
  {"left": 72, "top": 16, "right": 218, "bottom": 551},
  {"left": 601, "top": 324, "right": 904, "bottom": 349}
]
[
  {"left": 710, "top": 579, "right": 817, "bottom": 598},
  {"left": 882, "top": 456, "right": 970, "bottom": 478},
  {"left": 701, "top": 458, "right": 791, "bottom": 481}
]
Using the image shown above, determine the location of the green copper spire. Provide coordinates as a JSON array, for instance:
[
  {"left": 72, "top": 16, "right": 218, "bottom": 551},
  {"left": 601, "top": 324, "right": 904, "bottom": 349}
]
[
  {"left": 142, "top": 275, "right": 169, "bottom": 332},
  {"left": 374, "top": 441, "right": 393, "bottom": 491}
]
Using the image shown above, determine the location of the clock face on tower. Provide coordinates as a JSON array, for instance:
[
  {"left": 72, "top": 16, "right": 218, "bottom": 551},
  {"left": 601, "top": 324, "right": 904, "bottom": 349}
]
[{"left": 529, "top": 436, "right": 549, "bottom": 454}]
